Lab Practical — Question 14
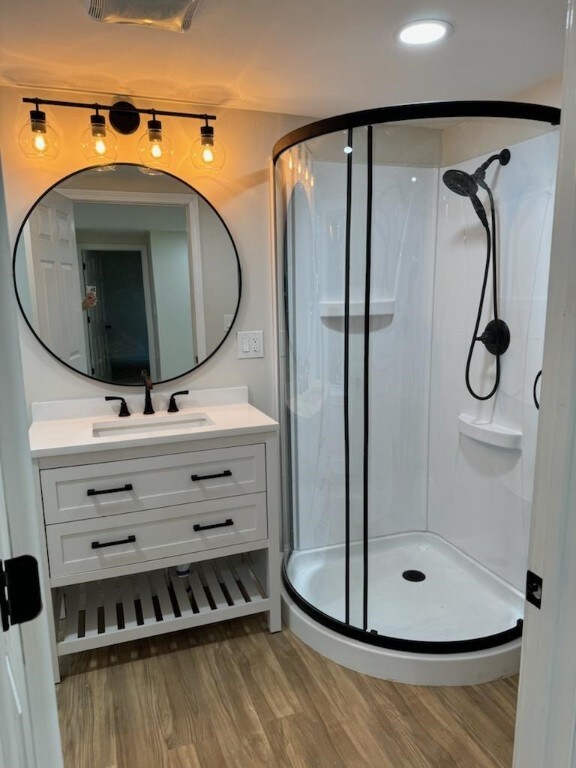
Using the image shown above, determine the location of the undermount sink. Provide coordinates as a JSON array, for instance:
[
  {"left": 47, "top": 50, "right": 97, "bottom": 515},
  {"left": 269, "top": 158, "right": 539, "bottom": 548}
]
[{"left": 92, "top": 413, "right": 214, "bottom": 438}]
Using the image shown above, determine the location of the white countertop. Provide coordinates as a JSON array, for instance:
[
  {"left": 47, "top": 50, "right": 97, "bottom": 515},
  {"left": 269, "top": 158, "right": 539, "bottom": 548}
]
[{"left": 29, "top": 388, "right": 278, "bottom": 458}]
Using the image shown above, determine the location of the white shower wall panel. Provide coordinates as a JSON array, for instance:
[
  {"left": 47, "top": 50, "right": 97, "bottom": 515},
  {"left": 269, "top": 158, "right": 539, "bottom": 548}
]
[
  {"left": 367, "top": 165, "right": 437, "bottom": 540},
  {"left": 428, "top": 131, "right": 558, "bottom": 590},
  {"left": 292, "top": 161, "right": 437, "bottom": 551}
]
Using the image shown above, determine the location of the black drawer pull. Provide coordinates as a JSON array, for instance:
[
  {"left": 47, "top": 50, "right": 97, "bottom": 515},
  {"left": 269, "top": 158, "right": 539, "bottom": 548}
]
[
  {"left": 87, "top": 483, "right": 133, "bottom": 497},
  {"left": 193, "top": 518, "right": 234, "bottom": 532},
  {"left": 91, "top": 535, "right": 136, "bottom": 549},
  {"left": 191, "top": 470, "right": 232, "bottom": 482}
]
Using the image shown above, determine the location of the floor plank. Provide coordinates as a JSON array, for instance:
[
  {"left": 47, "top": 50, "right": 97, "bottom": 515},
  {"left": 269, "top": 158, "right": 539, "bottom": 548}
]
[{"left": 57, "top": 616, "right": 518, "bottom": 768}]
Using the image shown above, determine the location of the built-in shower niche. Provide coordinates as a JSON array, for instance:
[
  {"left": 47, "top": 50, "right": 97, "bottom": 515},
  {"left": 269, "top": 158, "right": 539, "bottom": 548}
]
[
  {"left": 276, "top": 103, "right": 560, "bottom": 684},
  {"left": 319, "top": 300, "right": 395, "bottom": 332}
]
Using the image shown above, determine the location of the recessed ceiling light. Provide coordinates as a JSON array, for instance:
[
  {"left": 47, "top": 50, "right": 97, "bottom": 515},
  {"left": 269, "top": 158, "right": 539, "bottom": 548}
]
[{"left": 397, "top": 20, "right": 453, "bottom": 46}]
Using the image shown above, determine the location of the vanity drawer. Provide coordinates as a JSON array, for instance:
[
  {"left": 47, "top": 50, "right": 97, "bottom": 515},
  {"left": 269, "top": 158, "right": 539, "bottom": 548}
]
[
  {"left": 46, "top": 493, "right": 267, "bottom": 579},
  {"left": 41, "top": 444, "right": 266, "bottom": 524}
]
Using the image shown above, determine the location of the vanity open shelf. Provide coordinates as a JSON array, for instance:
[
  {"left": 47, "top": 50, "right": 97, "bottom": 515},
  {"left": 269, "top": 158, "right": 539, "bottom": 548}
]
[
  {"left": 29, "top": 387, "right": 281, "bottom": 680},
  {"left": 56, "top": 552, "right": 268, "bottom": 656}
]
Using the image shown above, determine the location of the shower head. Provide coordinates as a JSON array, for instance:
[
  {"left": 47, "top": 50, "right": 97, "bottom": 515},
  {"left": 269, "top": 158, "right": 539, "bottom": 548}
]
[
  {"left": 442, "top": 169, "right": 488, "bottom": 228},
  {"left": 442, "top": 169, "right": 478, "bottom": 197},
  {"left": 442, "top": 148, "right": 510, "bottom": 228}
]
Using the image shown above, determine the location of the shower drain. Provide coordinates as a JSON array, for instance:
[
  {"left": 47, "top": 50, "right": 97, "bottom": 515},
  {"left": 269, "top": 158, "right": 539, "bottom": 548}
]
[{"left": 402, "top": 570, "right": 426, "bottom": 582}]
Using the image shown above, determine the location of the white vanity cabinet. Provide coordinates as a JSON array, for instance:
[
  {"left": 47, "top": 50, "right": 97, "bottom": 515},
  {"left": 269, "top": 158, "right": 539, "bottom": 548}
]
[{"left": 29, "top": 390, "right": 281, "bottom": 679}]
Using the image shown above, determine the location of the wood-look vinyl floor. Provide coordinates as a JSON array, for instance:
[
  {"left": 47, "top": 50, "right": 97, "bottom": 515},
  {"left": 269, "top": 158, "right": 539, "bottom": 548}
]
[{"left": 57, "top": 616, "right": 518, "bottom": 768}]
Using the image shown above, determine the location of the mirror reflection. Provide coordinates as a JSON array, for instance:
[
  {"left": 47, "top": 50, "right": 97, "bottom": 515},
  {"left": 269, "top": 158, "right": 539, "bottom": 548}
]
[{"left": 13, "top": 164, "right": 241, "bottom": 385}]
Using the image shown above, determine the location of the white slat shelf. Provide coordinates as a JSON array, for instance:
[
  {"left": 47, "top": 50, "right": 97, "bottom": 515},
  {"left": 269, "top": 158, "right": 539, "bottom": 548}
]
[{"left": 57, "top": 554, "right": 267, "bottom": 656}]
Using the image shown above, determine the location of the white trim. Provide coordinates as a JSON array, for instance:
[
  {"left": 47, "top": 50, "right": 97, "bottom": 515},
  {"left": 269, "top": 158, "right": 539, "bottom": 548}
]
[{"left": 57, "top": 188, "right": 196, "bottom": 206}]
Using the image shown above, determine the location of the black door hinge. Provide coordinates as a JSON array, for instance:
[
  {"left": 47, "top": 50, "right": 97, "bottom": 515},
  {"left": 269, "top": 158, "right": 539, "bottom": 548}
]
[
  {"left": 526, "top": 570, "right": 543, "bottom": 609},
  {"left": 0, "top": 555, "right": 42, "bottom": 632}
]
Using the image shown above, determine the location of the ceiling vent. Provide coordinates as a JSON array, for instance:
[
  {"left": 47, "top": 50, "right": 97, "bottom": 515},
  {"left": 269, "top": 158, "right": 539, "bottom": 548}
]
[{"left": 86, "top": 0, "right": 201, "bottom": 31}]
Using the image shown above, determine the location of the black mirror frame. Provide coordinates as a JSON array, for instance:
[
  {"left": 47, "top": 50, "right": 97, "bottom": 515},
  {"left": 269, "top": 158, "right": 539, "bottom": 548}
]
[{"left": 12, "top": 162, "right": 242, "bottom": 387}]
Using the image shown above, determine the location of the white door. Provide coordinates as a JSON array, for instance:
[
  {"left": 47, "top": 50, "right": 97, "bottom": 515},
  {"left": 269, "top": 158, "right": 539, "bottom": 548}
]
[
  {"left": 0, "top": 161, "right": 63, "bottom": 767},
  {"left": 513, "top": 1, "right": 576, "bottom": 765},
  {"left": 26, "top": 191, "right": 88, "bottom": 374},
  {"left": 0, "top": 465, "right": 34, "bottom": 768}
]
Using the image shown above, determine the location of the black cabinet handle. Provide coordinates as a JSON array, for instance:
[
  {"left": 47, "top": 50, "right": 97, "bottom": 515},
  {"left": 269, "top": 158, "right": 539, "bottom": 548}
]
[
  {"left": 87, "top": 483, "right": 133, "bottom": 496},
  {"left": 193, "top": 518, "right": 234, "bottom": 532},
  {"left": 191, "top": 470, "right": 232, "bottom": 482},
  {"left": 91, "top": 535, "right": 136, "bottom": 549}
]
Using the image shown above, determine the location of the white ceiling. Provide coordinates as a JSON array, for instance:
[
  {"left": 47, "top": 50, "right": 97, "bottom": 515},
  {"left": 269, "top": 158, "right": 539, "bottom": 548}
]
[{"left": 0, "top": 0, "right": 568, "bottom": 118}]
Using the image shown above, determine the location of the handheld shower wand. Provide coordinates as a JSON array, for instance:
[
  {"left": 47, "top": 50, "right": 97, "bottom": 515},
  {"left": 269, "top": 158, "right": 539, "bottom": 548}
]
[{"left": 442, "top": 148, "right": 511, "bottom": 401}]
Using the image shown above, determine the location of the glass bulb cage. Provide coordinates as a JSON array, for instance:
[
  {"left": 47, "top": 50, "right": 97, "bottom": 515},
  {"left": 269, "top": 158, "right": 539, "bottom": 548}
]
[
  {"left": 191, "top": 124, "right": 226, "bottom": 170},
  {"left": 18, "top": 109, "right": 60, "bottom": 160},
  {"left": 138, "top": 118, "right": 173, "bottom": 168},
  {"left": 80, "top": 113, "right": 118, "bottom": 164}
]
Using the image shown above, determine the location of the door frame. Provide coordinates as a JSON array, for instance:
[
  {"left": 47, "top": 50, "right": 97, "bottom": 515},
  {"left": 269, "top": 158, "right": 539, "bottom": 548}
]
[
  {"left": 513, "top": 0, "right": 576, "bottom": 764},
  {"left": 0, "top": 163, "right": 63, "bottom": 766}
]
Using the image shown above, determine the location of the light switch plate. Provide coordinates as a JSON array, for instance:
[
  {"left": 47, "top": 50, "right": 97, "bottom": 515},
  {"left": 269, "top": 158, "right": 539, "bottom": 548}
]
[{"left": 237, "top": 331, "right": 264, "bottom": 358}]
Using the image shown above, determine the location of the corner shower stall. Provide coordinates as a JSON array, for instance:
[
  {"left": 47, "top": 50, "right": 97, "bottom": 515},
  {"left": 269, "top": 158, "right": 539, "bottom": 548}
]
[{"left": 274, "top": 102, "right": 560, "bottom": 685}]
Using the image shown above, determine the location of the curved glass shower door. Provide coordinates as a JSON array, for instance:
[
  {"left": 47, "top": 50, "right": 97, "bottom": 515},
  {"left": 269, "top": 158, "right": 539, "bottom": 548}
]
[{"left": 276, "top": 104, "right": 560, "bottom": 652}]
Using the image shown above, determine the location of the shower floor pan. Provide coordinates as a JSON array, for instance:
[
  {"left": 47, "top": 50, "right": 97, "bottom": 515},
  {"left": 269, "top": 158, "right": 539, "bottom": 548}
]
[{"left": 282, "top": 531, "right": 524, "bottom": 685}]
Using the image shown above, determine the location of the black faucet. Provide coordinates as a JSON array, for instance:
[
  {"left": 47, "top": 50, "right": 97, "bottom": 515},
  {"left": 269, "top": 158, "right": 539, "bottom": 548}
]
[
  {"left": 105, "top": 396, "right": 131, "bottom": 417},
  {"left": 167, "top": 390, "right": 189, "bottom": 413},
  {"left": 141, "top": 370, "right": 155, "bottom": 415}
]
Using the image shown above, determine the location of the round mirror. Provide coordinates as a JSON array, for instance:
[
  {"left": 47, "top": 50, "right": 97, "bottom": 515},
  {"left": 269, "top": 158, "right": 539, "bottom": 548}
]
[{"left": 13, "top": 164, "right": 241, "bottom": 385}]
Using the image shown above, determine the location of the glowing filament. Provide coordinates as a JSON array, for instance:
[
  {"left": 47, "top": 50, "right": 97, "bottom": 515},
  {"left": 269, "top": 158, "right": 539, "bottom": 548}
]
[{"left": 33, "top": 133, "right": 47, "bottom": 152}]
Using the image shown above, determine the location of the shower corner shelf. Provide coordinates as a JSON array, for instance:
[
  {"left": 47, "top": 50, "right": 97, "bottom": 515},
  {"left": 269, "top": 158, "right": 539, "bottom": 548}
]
[
  {"left": 319, "top": 299, "right": 395, "bottom": 319},
  {"left": 458, "top": 413, "right": 523, "bottom": 450}
]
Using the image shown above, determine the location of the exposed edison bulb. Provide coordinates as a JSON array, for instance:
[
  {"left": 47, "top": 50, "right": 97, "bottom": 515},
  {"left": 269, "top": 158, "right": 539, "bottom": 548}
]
[
  {"left": 138, "top": 118, "right": 173, "bottom": 168},
  {"left": 94, "top": 138, "right": 107, "bottom": 156},
  {"left": 191, "top": 124, "right": 226, "bottom": 171},
  {"left": 201, "top": 144, "right": 214, "bottom": 164},
  {"left": 81, "top": 114, "right": 118, "bottom": 164},
  {"left": 18, "top": 109, "right": 60, "bottom": 159},
  {"left": 33, "top": 133, "right": 47, "bottom": 152}
]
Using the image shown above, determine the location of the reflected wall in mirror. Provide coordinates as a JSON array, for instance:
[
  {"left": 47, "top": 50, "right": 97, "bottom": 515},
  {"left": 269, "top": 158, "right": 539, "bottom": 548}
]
[{"left": 13, "top": 164, "right": 241, "bottom": 385}]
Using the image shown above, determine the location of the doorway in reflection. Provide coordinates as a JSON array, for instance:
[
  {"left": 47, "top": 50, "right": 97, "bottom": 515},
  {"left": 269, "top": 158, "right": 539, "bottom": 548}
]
[{"left": 82, "top": 248, "right": 152, "bottom": 383}]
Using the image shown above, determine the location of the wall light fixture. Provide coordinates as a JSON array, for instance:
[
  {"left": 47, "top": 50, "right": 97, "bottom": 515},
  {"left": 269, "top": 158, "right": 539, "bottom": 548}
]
[
  {"left": 80, "top": 109, "right": 118, "bottom": 164},
  {"left": 191, "top": 119, "right": 226, "bottom": 171},
  {"left": 137, "top": 112, "right": 173, "bottom": 168},
  {"left": 18, "top": 100, "right": 61, "bottom": 160},
  {"left": 20, "top": 97, "right": 222, "bottom": 170}
]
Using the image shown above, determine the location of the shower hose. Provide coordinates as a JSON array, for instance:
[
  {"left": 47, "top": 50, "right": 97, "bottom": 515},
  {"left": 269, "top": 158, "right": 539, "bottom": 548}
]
[{"left": 465, "top": 182, "right": 503, "bottom": 401}]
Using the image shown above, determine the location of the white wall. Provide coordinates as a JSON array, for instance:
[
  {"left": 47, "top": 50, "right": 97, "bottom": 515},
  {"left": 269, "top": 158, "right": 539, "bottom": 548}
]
[
  {"left": 0, "top": 85, "right": 309, "bottom": 417},
  {"left": 428, "top": 129, "right": 559, "bottom": 590},
  {"left": 148, "top": 230, "right": 194, "bottom": 378},
  {"left": 198, "top": 201, "right": 238, "bottom": 352}
]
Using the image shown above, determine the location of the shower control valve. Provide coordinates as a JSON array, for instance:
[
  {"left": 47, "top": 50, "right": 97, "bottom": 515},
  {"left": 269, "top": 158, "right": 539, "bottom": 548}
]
[{"left": 476, "top": 319, "right": 510, "bottom": 356}]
